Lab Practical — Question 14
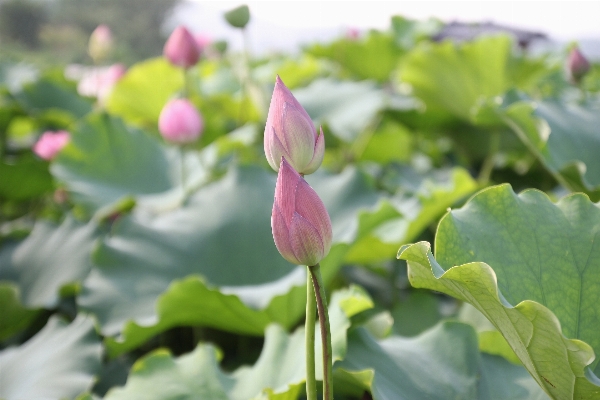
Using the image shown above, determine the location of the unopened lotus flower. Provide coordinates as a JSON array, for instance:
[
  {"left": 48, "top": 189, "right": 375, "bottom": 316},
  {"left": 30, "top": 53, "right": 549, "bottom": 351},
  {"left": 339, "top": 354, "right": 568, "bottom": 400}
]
[
  {"left": 272, "top": 158, "right": 332, "bottom": 266},
  {"left": 567, "top": 46, "right": 590, "bottom": 84},
  {"left": 33, "top": 130, "right": 70, "bottom": 160},
  {"left": 264, "top": 76, "right": 325, "bottom": 175},
  {"left": 163, "top": 26, "right": 200, "bottom": 69},
  {"left": 158, "top": 99, "right": 203, "bottom": 144},
  {"left": 88, "top": 24, "right": 113, "bottom": 63}
]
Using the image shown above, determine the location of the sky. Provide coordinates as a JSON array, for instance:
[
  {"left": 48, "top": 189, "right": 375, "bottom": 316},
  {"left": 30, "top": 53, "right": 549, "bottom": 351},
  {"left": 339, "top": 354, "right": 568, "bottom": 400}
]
[{"left": 174, "top": 1, "right": 600, "bottom": 54}]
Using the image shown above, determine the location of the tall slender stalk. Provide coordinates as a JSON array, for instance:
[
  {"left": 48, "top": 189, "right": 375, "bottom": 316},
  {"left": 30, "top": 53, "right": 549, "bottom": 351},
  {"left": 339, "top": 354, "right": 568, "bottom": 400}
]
[
  {"left": 309, "top": 263, "right": 333, "bottom": 400},
  {"left": 305, "top": 268, "right": 317, "bottom": 400}
]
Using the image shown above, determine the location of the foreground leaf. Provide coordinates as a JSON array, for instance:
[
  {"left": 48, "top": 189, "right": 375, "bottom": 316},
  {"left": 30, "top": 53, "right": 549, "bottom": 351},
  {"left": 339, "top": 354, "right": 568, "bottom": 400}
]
[
  {"left": 104, "top": 287, "right": 372, "bottom": 400},
  {"left": 0, "top": 315, "right": 102, "bottom": 400},
  {"left": 399, "top": 184, "right": 600, "bottom": 398}
]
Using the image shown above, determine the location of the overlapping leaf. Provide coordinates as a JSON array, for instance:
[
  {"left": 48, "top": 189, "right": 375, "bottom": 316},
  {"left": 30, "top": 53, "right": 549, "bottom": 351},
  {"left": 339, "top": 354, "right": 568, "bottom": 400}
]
[
  {"left": 0, "top": 315, "right": 101, "bottom": 400},
  {"left": 103, "top": 287, "right": 372, "bottom": 400},
  {"left": 80, "top": 165, "right": 385, "bottom": 355},
  {"left": 336, "top": 321, "right": 548, "bottom": 399},
  {"left": 399, "top": 184, "right": 600, "bottom": 398},
  {"left": 489, "top": 98, "right": 600, "bottom": 200}
]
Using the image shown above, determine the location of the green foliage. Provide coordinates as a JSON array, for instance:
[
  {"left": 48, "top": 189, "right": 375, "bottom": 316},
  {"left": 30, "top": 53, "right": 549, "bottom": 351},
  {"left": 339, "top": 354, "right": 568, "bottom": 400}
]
[
  {"left": 2, "top": 10, "right": 600, "bottom": 400},
  {"left": 399, "top": 185, "right": 600, "bottom": 398}
]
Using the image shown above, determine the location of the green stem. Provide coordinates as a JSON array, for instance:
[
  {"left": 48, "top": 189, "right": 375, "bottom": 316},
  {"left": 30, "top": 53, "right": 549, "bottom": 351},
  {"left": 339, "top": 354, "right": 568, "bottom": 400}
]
[
  {"left": 309, "top": 263, "right": 333, "bottom": 400},
  {"left": 477, "top": 131, "right": 500, "bottom": 186},
  {"left": 180, "top": 146, "right": 187, "bottom": 198},
  {"left": 305, "top": 267, "right": 317, "bottom": 400}
]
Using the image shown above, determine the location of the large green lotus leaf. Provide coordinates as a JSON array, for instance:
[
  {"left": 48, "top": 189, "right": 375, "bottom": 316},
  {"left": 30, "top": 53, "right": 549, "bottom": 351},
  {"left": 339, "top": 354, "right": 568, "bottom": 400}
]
[
  {"left": 345, "top": 167, "right": 477, "bottom": 264},
  {"left": 11, "top": 215, "right": 100, "bottom": 308},
  {"left": 492, "top": 99, "right": 600, "bottom": 199},
  {"left": 0, "top": 315, "right": 102, "bottom": 400},
  {"left": 307, "top": 31, "right": 404, "bottom": 82},
  {"left": 293, "top": 78, "right": 415, "bottom": 142},
  {"left": 106, "top": 58, "right": 183, "bottom": 126},
  {"left": 398, "top": 185, "right": 600, "bottom": 398},
  {"left": 336, "top": 321, "right": 548, "bottom": 399},
  {"left": 103, "top": 287, "right": 372, "bottom": 400},
  {"left": 51, "top": 113, "right": 192, "bottom": 213},
  {"left": 0, "top": 282, "right": 40, "bottom": 341},
  {"left": 81, "top": 165, "right": 385, "bottom": 354},
  {"left": 400, "top": 35, "right": 511, "bottom": 122}
]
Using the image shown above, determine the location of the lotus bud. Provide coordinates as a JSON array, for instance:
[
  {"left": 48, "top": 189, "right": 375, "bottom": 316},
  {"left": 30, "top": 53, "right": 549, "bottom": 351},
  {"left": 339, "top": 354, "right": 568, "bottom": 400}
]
[
  {"left": 264, "top": 76, "right": 325, "bottom": 175},
  {"left": 271, "top": 158, "right": 332, "bottom": 266},
  {"left": 567, "top": 46, "right": 590, "bottom": 84},
  {"left": 88, "top": 24, "right": 113, "bottom": 63},
  {"left": 163, "top": 26, "right": 200, "bottom": 69},
  {"left": 158, "top": 99, "right": 203, "bottom": 144},
  {"left": 33, "top": 130, "right": 70, "bottom": 160}
]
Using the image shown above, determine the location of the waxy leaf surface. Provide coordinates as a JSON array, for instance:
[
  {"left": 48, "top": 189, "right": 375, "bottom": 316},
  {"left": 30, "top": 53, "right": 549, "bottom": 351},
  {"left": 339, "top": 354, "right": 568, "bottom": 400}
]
[{"left": 399, "top": 184, "right": 600, "bottom": 398}]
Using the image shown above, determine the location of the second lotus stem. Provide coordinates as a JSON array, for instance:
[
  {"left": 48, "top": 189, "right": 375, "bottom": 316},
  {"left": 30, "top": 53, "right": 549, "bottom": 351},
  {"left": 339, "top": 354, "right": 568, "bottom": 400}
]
[{"left": 309, "top": 263, "right": 333, "bottom": 400}]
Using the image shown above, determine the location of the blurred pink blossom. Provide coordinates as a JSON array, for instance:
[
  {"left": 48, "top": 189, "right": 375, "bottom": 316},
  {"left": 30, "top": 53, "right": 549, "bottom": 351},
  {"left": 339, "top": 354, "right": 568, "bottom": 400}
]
[
  {"left": 567, "top": 46, "right": 590, "bottom": 84},
  {"left": 158, "top": 99, "right": 203, "bottom": 144},
  {"left": 89, "top": 24, "right": 113, "bottom": 63},
  {"left": 194, "top": 33, "right": 212, "bottom": 53},
  {"left": 163, "top": 26, "right": 200, "bottom": 69},
  {"left": 76, "top": 63, "right": 126, "bottom": 105},
  {"left": 346, "top": 27, "right": 360, "bottom": 40},
  {"left": 33, "top": 131, "right": 70, "bottom": 160}
]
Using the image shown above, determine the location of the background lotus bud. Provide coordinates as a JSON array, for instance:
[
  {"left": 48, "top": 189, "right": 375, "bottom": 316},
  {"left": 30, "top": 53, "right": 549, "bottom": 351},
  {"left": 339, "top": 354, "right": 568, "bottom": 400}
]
[
  {"left": 567, "top": 46, "right": 590, "bottom": 84},
  {"left": 77, "top": 63, "right": 126, "bottom": 105},
  {"left": 88, "top": 24, "right": 113, "bottom": 64},
  {"left": 264, "top": 76, "right": 325, "bottom": 175},
  {"left": 33, "top": 130, "right": 70, "bottom": 160},
  {"left": 158, "top": 99, "right": 203, "bottom": 144},
  {"left": 271, "top": 158, "right": 332, "bottom": 266},
  {"left": 163, "top": 26, "right": 200, "bottom": 69},
  {"left": 224, "top": 5, "right": 250, "bottom": 29}
]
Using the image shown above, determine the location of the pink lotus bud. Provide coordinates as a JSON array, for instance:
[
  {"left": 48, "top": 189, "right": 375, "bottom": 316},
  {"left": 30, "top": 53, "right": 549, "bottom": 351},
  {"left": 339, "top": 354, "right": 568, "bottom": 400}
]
[
  {"left": 346, "top": 27, "right": 360, "bottom": 40},
  {"left": 264, "top": 76, "right": 325, "bottom": 175},
  {"left": 271, "top": 158, "right": 332, "bottom": 266},
  {"left": 33, "top": 131, "right": 70, "bottom": 160},
  {"left": 567, "top": 46, "right": 591, "bottom": 84},
  {"left": 163, "top": 26, "right": 200, "bottom": 69},
  {"left": 88, "top": 24, "right": 113, "bottom": 63},
  {"left": 77, "top": 63, "right": 126, "bottom": 105},
  {"left": 158, "top": 99, "right": 203, "bottom": 144}
]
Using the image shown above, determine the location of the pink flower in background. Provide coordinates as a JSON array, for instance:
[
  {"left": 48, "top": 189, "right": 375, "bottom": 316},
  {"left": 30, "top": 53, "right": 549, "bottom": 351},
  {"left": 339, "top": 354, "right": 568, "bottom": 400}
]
[
  {"left": 194, "top": 33, "right": 212, "bottom": 54},
  {"left": 76, "top": 63, "right": 126, "bottom": 105},
  {"left": 88, "top": 24, "right": 113, "bottom": 63},
  {"left": 567, "top": 46, "right": 590, "bottom": 84},
  {"left": 264, "top": 76, "right": 324, "bottom": 175},
  {"left": 33, "top": 131, "right": 70, "bottom": 160},
  {"left": 346, "top": 27, "right": 360, "bottom": 40},
  {"left": 271, "top": 158, "right": 332, "bottom": 266},
  {"left": 163, "top": 26, "right": 200, "bottom": 69},
  {"left": 158, "top": 99, "right": 203, "bottom": 144}
]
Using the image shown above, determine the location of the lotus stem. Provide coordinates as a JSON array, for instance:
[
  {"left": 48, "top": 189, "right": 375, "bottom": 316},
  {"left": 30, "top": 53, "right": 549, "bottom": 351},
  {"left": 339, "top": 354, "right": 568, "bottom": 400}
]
[
  {"left": 309, "top": 263, "right": 333, "bottom": 400},
  {"left": 305, "top": 267, "right": 317, "bottom": 400}
]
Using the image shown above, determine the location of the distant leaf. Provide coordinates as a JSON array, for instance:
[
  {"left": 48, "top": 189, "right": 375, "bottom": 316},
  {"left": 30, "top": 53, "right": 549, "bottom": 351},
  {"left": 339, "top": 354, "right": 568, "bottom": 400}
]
[
  {"left": 399, "top": 185, "right": 600, "bottom": 397},
  {"left": 81, "top": 166, "right": 385, "bottom": 354},
  {"left": 0, "top": 315, "right": 102, "bottom": 400},
  {"left": 106, "top": 58, "right": 183, "bottom": 127},
  {"left": 307, "top": 31, "right": 404, "bottom": 82},
  {"left": 0, "top": 156, "right": 53, "bottom": 200},
  {"left": 293, "top": 78, "right": 414, "bottom": 142},
  {"left": 104, "top": 287, "right": 372, "bottom": 400},
  {"left": 11, "top": 215, "right": 100, "bottom": 308},
  {"left": 15, "top": 78, "right": 93, "bottom": 119},
  {"left": 336, "top": 321, "right": 548, "bottom": 399},
  {"left": 490, "top": 98, "right": 600, "bottom": 200},
  {"left": 400, "top": 35, "right": 512, "bottom": 122},
  {"left": 51, "top": 113, "right": 188, "bottom": 213},
  {"left": 0, "top": 283, "right": 40, "bottom": 341},
  {"left": 345, "top": 167, "right": 477, "bottom": 264}
]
